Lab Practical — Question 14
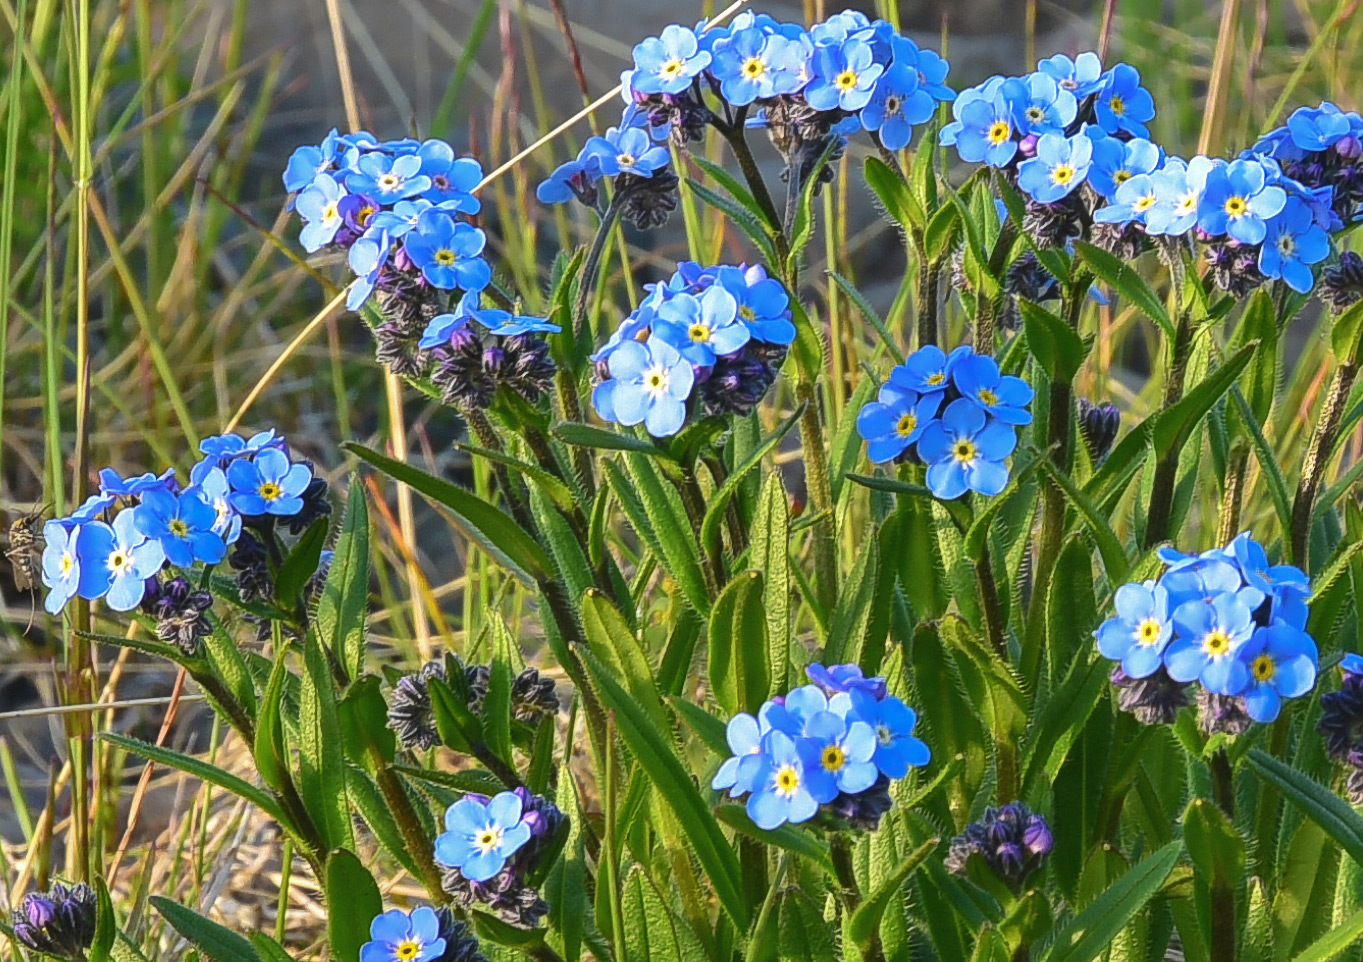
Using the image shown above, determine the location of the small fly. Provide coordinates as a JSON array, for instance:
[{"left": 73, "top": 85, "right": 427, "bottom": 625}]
[{"left": 5, "top": 504, "right": 48, "bottom": 631}]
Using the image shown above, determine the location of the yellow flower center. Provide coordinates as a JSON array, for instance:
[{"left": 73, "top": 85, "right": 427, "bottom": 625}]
[
  {"left": 774, "top": 764, "right": 801, "bottom": 796},
  {"left": 378, "top": 173, "right": 400, "bottom": 191},
  {"left": 952, "top": 440, "right": 977, "bottom": 463},
  {"left": 1113, "top": 169, "right": 1132, "bottom": 186},
  {"left": 1252, "top": 654, "right": 1276, "bottom": 683},
  {"left": 60, "top": 554, "right": 74, "bottom": 575},
  {"left": 835, "top": 70, "right": 859, "bottom": 91},
  {"left": 1202, "top": 630, "right": 1231, "bottom": 657},
  {"left": 259, "top": 481, "right": 282, "bottom": 502},
  {"left": 688, "top": 323, "right": 712, "bottom": 343},
  {"left": 895, "top": 412, "right": 917, "bottom": 437},
  {"left": 356, "top": 204, "right": 376, "bottom": 226},
  {"left": 742, "top": 57, "right": 766, "bottom": 79},
  {"left": 820, "top": 745, "right": 847, "bottom": 772},
  {"left": 394, "top": 940, "right": 422, "bottom": 962},
  {"left": 644, "top": 365, "right": 669, "bottom": 396},
  {"left": 1177, "top": 192, "right": 1198, "bottom": 214},
  {"left": 987, "top": 121, "right": 1012, "bottom": 145},
  {"left": 978, "top": 387, "right": 999, "bottom": 406},
  {"left": 739, "top": 305, "right": 756, "bottom": 321},
  {"left": 1109, "top": 94, "right": 1125, "bottom": 116},
  {"left": 476, "top": 828, "right": 503, "bottom": 854},
  {"left": 1134, "top": 193, "right": 1158, "bottom": 212},
  {"left": 434, "top": 249, "right": 457, "bottom": 266},
  {"left": 926, "top": 372, "right": 945, "bottom": 386},
  {"left": 168, "top": 519, "right": 189, "bottom": 538},
  {"left": 1224, "top": 196, "right": 1248, "bottom": 217},
  {"left": 322, "top": 202, "right": 339, "bottom": 221},
  {"left": 1135, "top": 618, "right": 1163, "bottom": 647},
  {"left": 617, "top": 153, "right": 636, "bottom": 167},
  {"left": 1051, "top": 164, "right": 1076, "bottom": 186},
  {"left": 660, "top": 58, "right": 684, "bottom": 78}
]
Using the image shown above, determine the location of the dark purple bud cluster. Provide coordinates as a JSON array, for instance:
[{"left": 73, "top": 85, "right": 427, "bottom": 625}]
[
  {"left": 697, "top": 342, "right": 788, "bottom": 417},
  {"left": 1317, "top": 657, "right": 1363, "bottom": 803},
  {"left": 1202, "top": 234, "right": 1268, "bottom": 297},
  {"left": 1196, "top": 688, "right": 1254, "bottom": 736},
  {"left": 1077, "top": 399, "right": 1122, "bottom": 464},
  {"left": 12, "top": 883, "right": 97, "bottom": 962},
  {"left": 823, "top": 772, "right": 894, "bottom": 832},
  {"left": 1110, "top": 666, "right": 1191, "bottom": 726},
  {"left": 228, "top": 530, "right": 273, "bottom": 604},
  {"left": 1321, "top": 251, "right": 1363, "bottom": 312},
  {"left": 619, "top": 169, "right": 682, "bottom": 230},
  {"left": 387, "top": 655, "right": 559, "bottom": 752},
  {"left": 946, "top": 802, "right": 1053, "bottom": 890},
  {"left": 141, "top": 575, "right": 215, "bottom": 655},
  {"left": 429, "top": 332, "right": 555, "bottom": 412}
]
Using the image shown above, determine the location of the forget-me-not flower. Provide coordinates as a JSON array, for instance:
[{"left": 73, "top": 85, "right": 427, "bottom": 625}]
[
  {"left": 1236, "top": 624, "right": 1319, "bottom": 723},
  {"left": 1087, "top": 133, "right": 1161, "bottom": 200},
  {"left": 712, "top": 712, "right": 767, "bottom": 797},
  {"left": 1258, "top": 196, "right": 1331, "bottom": 293},
  {"left": 1197, "top": 157, "right": 1287, "bottom": 244},
  {"left": 839, "top": 688, "right": 930, "bottom": 779},
  {"left": 805, "top": 39, "right": 883, "bottom": 112},
  {"left": 1095, "top": 581, "right": 1174, "bottom": 678},
  {"left": 941, "top": 86, "right": 1019, "bottom": 167},
  {"left": 581, "top": 127, "right": 671, "bottom": 178},
  {"left": 77, "top": 510, "right": 166, "bottom": 611},
  {"left": 402, "top": 214, "right": 491, "bottom": 291},
  {"left": 653, "top": 287, "right": 749, "bottom": 365},
  {"left": 227, "top": 448, "right": 312, "bottom": 517},
  {"left": 747, "top": 730, "right": 818, "bottom": 829},
  {"left": 593, "top": 337, "right": 695, "bottom": 437},
  {"left": 953, "top": 353, "right": 1034, "bottom": 424},
  {"left": 797, "top": 710, "right": 879, "bottom": 802},
  {"left": 1038, "top": 52, "right": 1105, "bottom": 97},
  {"left": 856, "top": 388, "right": 941, "bottom": 463},
  {"left": 1095, "top": 64, "right": 1155, "bottom": 138},
  {"left": 711, "top": 28, "right": 808, "bottom": 106},
  {"left": 917, "top": 398, "right": 1018, "bottom": 499},
  {"left": 135, "top": 487, "right": 226, "bottom": 567},
  {"left": 1017, "top": 132, "right": 1093, "bottom": 203},
  {"left": 434, "top": 792, "right": 533, "bottom": 882},
  {"left": 861, "top": 60, "right": 934, "bottom": 150},
  {"left": 295, "top": 174, "right": 347, "bottom": 253},
  {"left": 41, "top": 520, "right": 81, "bottom": 615},
  {"left": 631, "top": 24, "right": 712, "bottom": 94},
  {"left": 1164, "top": 593, "right": 1257, "bottom": 694}
]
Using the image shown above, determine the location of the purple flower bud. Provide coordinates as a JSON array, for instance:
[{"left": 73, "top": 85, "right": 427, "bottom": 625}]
[
  {"left": 1023, "top": 816, "right": 1053, "bottom": 856},
  {"left": 1338, "top": 135, "right": 1362, "bottom": 160},
  {"left": 1018, "top": 134, "right": 1039, "bottom": 158},
  {"left": 22, "top": 896, "right": 56, "bottom": 929}
]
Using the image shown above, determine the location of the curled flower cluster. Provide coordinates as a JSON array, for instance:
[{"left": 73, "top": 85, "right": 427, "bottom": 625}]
[
  {"left": 1317, "top": 654, "right": 1363, "bottom": 804},
  {"left": 946, "top": 802, "right": 1053, "bottom": 890},
  {"left": 592, "top": 261, "right": 795, "bottom": 436},
  {"left": 285, "top": 131, "right": 488, "bottom": 311},
  {"left": 1096, "top": 532, "right": 1318, "bottom": 727},
  {"left": 436, "top": 787, "right": 565, "bottom": 927},
  {"left": 360, "top": 905, "right": 485, "bottom": 962},
  {"left": 713, "top": 663, "right": 929, "bottom": 832},
  {"left": 11, "top": 882, "right": 97, "bottom": 962},
  {"left": 537, "top": 110, "right": 680, "bottom": 229},
  {"left": 856, "top": 343, "right": 1033, "bottom": 500}
]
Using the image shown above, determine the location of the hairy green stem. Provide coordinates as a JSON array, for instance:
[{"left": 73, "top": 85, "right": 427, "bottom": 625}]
[
  {"left": 831, "top": 835, "right": 885, "bottom": 962},
  {"left": 1290, "top": 359, "right": 1357, "bottom": 566},
  {"left": 719, "top": 118, "right": 790, "bottom": 265},
  {"left": 797, "top": 382, "right": 839, "bottom": 615},
  {"left": 679, "top": 469, "right": 722, "bottom": 598},
  {"left": 1208, "top": 750, "right": 1237, "bottom": 962},
  {"left": 1216, "top": 444, "right": 1250, "bottom": 547},
  {"left": 976, "top": 554, "right": 1009, "bottom": 664},
  {"left": 917, "top": 255, "right": 940, "bottom": 348},
  {"left": 572, "top": 190, "right": 625, "bottom": 345},
  {"left": 374, "top": 762, "right": 444, "bottom": 897},
  {"left": 1142, "top": 310, "right": 1194, "bottom": 549},
  {"left": 464, "top": 406, "right": 538, "bottom": 534}
]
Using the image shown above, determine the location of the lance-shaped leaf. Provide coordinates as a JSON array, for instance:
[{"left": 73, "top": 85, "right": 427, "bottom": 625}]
[
  {"left": 708, "top": 570, "right": 770, "bottom": 716},
  {"left": 1247, "top": 750, "right": 1363, "bottom": 865},
  {"left": 847, "top": 837, "right": 940, "bottom": 949},
  {"left": 299, "top": 630, "right": 353, "bottom": 852},
  {"left": 1152, "top": 341, "right": 1257, "bottom": 461},
  {"left": 699, "top": 402, "right": 805, "bottom": 552},
  {"left": 103, "top": 733, "right": 286, "bottom": 824},
  {"left": 315, "top": 479, "right": 370, "bottom": 682},
  {"left": 1073, "top": 241, "right": 1175, "bottom": 341},
  {"left": 151, "top": 897, "right": 263, "bottom": 962},
  {"left": 622, "top": 452, "right": 712, "bottom": 613},
  {"left": 1020, "top": 299, "right": 1087, "bottom": 385},
  {"left": 325, "top": 849, "right": 383, "bottom": 962}
]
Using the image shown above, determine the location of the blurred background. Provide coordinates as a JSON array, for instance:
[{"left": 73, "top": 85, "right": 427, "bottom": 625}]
[{"left": 0, "top": 0, "right": 1358, "bottom": 948}]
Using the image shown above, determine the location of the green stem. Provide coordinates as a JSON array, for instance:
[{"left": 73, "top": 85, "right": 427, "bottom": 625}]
[
  {"left": 831, "top": 835, "right": 885, "bottom": 962},
  {"left": 719, "top": 118, "right": 789, "bottom": 265},
  {"left": 1208, "top": 750, "right": 1237, "bottom": 962},
  {"left": 572, "top": 190, "right": 625, "bottom": 346},
  {"left": 976, "top": 553, "right": 1009, "bottom": 664},
  {"left": 1216, "top": 444, "right": 1250, "bottom": 546},
  {"left": 1290, "top": 359, "right": 1357, "bottom": 566},
  {"left": 797, "top": 382, "right": 839, "bottom": 615},
  {"left": 1142, "top": 310, "right": 1194, "bottom": 549},
  {"left": 679, "top": 469, "right": 722, "bottom": 598},
  {"left": 375, "top": 762, "right": 445, "bottom": 897},
  {"left": 917, "top": 255, "right": 940, "bottom": 348}
]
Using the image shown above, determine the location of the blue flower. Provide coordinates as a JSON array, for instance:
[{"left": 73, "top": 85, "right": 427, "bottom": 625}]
[
  {"left": 98, "top": 467, "right": 176, "bottom": 499},
  {"left": 797, "top": 709, "right": 878, "bottom": 802},
  {"left": 134, "top": 488, "right": 226, "bottom": 568},
  {"left": 345, "top": 151, "right": 430, "bottom": 203},
  {"left": 1009, "top": 73, "right": 1077, "bottom": 137},
  {"left": 810, "top": 10, "right": 870, "bottom": 45},
  {"left": 1164, "top": 593, "right": 1256, "bottom": 694},
  {"left": 1095, "top": 64, "right": 1155, "bottom": 138},
  {"left": 1017, "top": 132, "right": 1093, "bottom": 203},
  {"left": 631, "top": 24, "right": 712, "bottom": 94},
  {"left": 295, "top": 173, "right": 348, "bottom": 252},
  {"left": 711, "top": 28, "right": 807, "bottom": 106},
  {"left": 1037, "top": 51, "right": 1105, "bottom": 97},
  {"left": 359, "top": 907, "right": 445, "bottom": 962},
  {"left": 746, "top": 730, "right": 818, "bottom": 829},
  {"left": 856, "top": 388, "right": 941, "bottom": 463},
  {"left": 917, "top": 398, "right": 1018, "bottom": 499},
  {"left": 861, "top": 61, "right": 934, "bottom": 150},
  {"left": 1092, "top": 172, "right": 1162, "bottom": 227},
  {"left": 805, "top": 39, "right": 883, "bottom": 112},
  {"left": 483, "top": 313, "right": 562, "bottom": 337},
  {"left": 712, "top": 712, "right": 767, "bottom": 797},
  {"left": 1258, "top": 196, "right": 1331, "bottom": 293},
  {"left": 198, "top": 430, "right": 283, "bottom": 466},
  {"left": 653, "top": 287, "right": 749, "bottom": 365},
  {"left": 1237, "top": 623, "right": 1319, "bottom": 722},
  {"left": 76, "top": 509, "right": 165, "bottom": 611},
  {"left": 592, "top": 302, "right": 657, "bottom": 364},
  {"left": 1143, "top": 156, "right": 1216, "bottom": 236},
  {"left": 952, "top": 353, "right": 1034, "bottom": 424},
  {"left": 346, "top": 230, "right": 391, "bottom": 310},
  {"left": 41, "top": 520, "right": 81, "bottom": 615},
  {"left": 1341, "top": 653, "right": 1363, "bottom": 677},
  {"left": 894, "top": 35, "right": 953, "bottom": 102},
  {"left": 1095, "top": 581, "right": 1173, "bottom": 678},
  {"left": 537, "top": 158, "right": 599, "bottom": 205},
  {"left": 195, "top": 468, "right": 242, "bottom": 545},
  {"left": 283, "top": 129, "right": 341, "bottom": 192},
  {"left": 226, "top": 448, "right": 312, "bottom": 517},
  {"left": 581, "top": 127, "right": 671, "bottom": 178},
  {"left": 806, "top": 664, "right": 887, "bottom": 698},
  {"left": 839, "top": 688, "right": 929, "bottom": 779},
  {"left": 1197, "top": 157, "right": 1287, "bottom": 244},
  {"left": 416, "top": 141, "right": 482, "bottom": 211},
  {"left": 434, "top": 791, "right": 533, "bottom": 882},
  {"left": 402, "top": 213, "right": 491, "bottom": 291},
  {"left": 941, "top": 85, "right": 1018, "bottom": 167},
  {"left": 714, "top": 265, "right": 795, "bottom": 344},
  {"left": 1159, "top": 556, "right": 1250, "bottom": 613},
  {"left": 894, "top": 343, "right": 970, "bottom": 395},
  {"left": 1286, "top": 103, "right": 1354, "bottom": 153},
  {"left": 1087, "top": 133, "right": 1161, "bottom": 200},
  {"left": 368, "top": 199, "right": 436, "bottom": 240},
  {"left": 592, "top": 338, "right": 694, "bottom": 437}
]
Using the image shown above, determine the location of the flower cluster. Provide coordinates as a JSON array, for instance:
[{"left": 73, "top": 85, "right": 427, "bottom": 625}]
[
  {"left": 946, "top": 802, "right": 1053, "bottom": 890},
  {"left": 713, "top": 663, "right": 929, "bottom": 832},
  {"left": 1096, "top": 532, "right": 1318, "bottom": 727},
  {"left": 11, "top": 882, "right": 97, "bottom": 962},
  {"left": 592, "top": 261, "right": 795, "bottom": 436},
  {"left": 1317, "top": 654, "right": 1363, "bottom": 804},
  {"left": 856, "top": 343, "right": 1033, "bottom": 500},
  {"left": 436, "top": 787, "right": 565, "bottom": 927},
  {"left": 360, "top": 905, "right": 485, "bottom": 962}
]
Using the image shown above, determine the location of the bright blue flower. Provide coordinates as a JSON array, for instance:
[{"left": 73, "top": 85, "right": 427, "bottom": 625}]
[
  {"left": 861, "top": 61, "right": 934, "bottom": 150},
  {"left": 1009, "top": 73, "right": 1077, "bottom": 137},
  {"left": 807, "top": 664, "right": 887, "bottom": 698},
  {"left": 226, "top": 448, "right": 311, "bottom": 517},
  {"left": 41, "top": 520, "right": 81, "bottom": 615},
  {"left": 941, "top": 86, "right": 1018, "bottom": 167},
  {"left": 1197, "top": 157, "right": 1287, "bottom": 244},
  {"left": 1237, "top": 624, "right": 1319, "bottom": 722},
  {"left": 1164, "top": 593, "right": 1257, "bottom": 694},
  {"left": 592, "top": 302, "right": 657, "bottom": 364},
  {"left": 359, "top": 908, "right": 445, "bottom": 962},
  {"left": 631, "top": 25, "right": 712, "bottom": 95},
  {"left": 346, "top": 230, "right": 391, "bottom": 310},
  {"left": 1258, "top": 197, "right": 1331, "bottom": 293},
  {"left": 1037, "top": 51, "right": 1105, "bottom": 97},
  {"left": 537, "top": 158, "right": 598, "bottom": 205},
  {"left": 1095, "top": 63, "right": 1155, "bottom": 138},
  {"left": 416, "top": 141, "right": 482, "bottom": 212},
  {"left": 592, "top": 337, "right": 694, "bottom": 437},
  {"left": 796, "top": 709, "right": 878, "bottom": 802},
  {"left": 1095, "top": 581, "right": 1173, "bottom": 678},
  {"left": 1341, "top": 653, "right": 1363, "bottom": 676},
  {"left": 1287, "top": 103, "right": 1354, "bottom": 152},
  {"left": 195, "top": 468, "right": 242, "bottom": 545},
  {"left": 283, "top": 129, "right": 341, "bottom": 192},
  {"left": 98, "top": 467, "right": 176, "bottom": 499},
  {"left": 838, "top": 688, "right": 929, "bottom": 779},
  {"left": 917, "top": 398, "right": 1018, "bottom": 499},
  {"left": 199, "top": 430, "right": 283, "bottom": 464},
  {"left": 894, "top": 343, "right": 971, "bottom": 395},
  {"left": 810, "top": 10, "right": 870, "bottom": 46},
  {"left": 653, "top": 287, "right": 749, "bottom": 365},
  {"left": 1092, "top": 172, "right": 1162, "bottom": 227},
  {"left": 805, "top": 39, "right": 883, "bottom": 112},
  {"left": 856, "top": 388, "right": 941, "bottom": 463},
  {"left": 747, "top": 730, "right": 818, "bottom": 829},
  {"left": 714, "top": 265, "right": 795, "bottom": 344},
  {"left": 580, "top": 127, "right": 671, "bottom": 178},
  {"left": 367, "top": 199, "right": 435, "bottom": 240},
  {"left": 1227, "top": 532, "right": 1310, "bottom": 598},
  {"left": 345, "top": 152, "right": 430, "bottom": 203},
  {"left": 1144, "top": 156, "right": 1216, "bottom": 236},
  {"left": 1017, "top": 132, "right": 1093, "bottom": 203},
  {"left": 483, "top": 313, "right": 561, "bottom": 337},
  {"left": 712, "top": 712, "right": 767, "bottom": 797},
  {"left": 1159, "top": 557, "right": 1251, "bottom": 616},
  {"left": 952, "top": 353, "right": 1034, "bottom": 425},
  {"left": 711, "top": 28, "right": 807, "bottom": 106},
  {"left": 295, "top": 173, "right": 347, "bottom": 252},
  {"left": 434, "top": 791, "right": 533, "bottom": 882},
  {"left": 402, "top": 212, "right": 491, "bottom": 291},
  {"left": 1087, "top": 132, "right": 1161, "bottom": 200},
  {"left": 76, "top": 509, "right": 165, "bottom": 611},
  {"left": 135, "top": 488, "right": 226, "bottom": 568},
  {"left": 893, "top": 35, "right": 953, "bottom": 101},
  {"left": 780, "top": 684, "right": 832, "bottom": 730}
]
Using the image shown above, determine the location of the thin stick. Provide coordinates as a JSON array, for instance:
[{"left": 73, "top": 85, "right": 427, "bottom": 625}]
[
  {"left": 324, "top": 0, "right": 362, "bottom": 131},
  {"left": 0, "top": 692, "right": 205, "bottom": 722}
]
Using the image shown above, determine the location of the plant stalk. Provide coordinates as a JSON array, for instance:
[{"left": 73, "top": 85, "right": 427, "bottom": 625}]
[
  {"left": 1142, "top": 310, "right": 1194, "bottom": 548},
  {"left": 572, "top": 190, "right": 625, "bottom": 345},
  {"left": 1290, "top": 358, "right": 1357, "bottom": 566}
]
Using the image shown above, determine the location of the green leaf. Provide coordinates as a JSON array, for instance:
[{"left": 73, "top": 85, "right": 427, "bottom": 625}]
[
  {"left": 337, "top": 675, "right": 396, "bottom": 768},
  {"left": 1020, "top": 654, "right": 1109, "bottom": 793},
  {"left": 344, "top": 765, "right": 423, "bottom": 880},
  {"left": 828, "top": 271, "right": 904, "bottom": 365},
  {"left": 751, "top": 474, "right": 792, "bottom": 692},
  {"left": 347, "top": 442, "right": 552, "bottom": 587},
  {"left": 964, "top": 447, "right": 1047, "bottom": 562},
  {"left": 691, "top": 153, "right": 778, "bottom": 230},
  {"left": 1236, "top": 289, "right": 1279, "bottom": 424},
  {"left": 1229, "top": 387, "right": 1295, "bottom": 534},
  {"left": 89, "top": 878, "right": 115, "bottom": 962},
  {"left": 708, "top": 570, "right": 770, "bottom": 716},
  {"left": 622, "top": 865, "right": 686, "bottom": 962},
  {"left": 1292, "top": 906, "right": 1363, "bottom": 961},
  {"left": 1037, "top": 459, "right": 1130, "bottom": 585},
  {"left": 1331, "top": 296, "right": 1363, "bottom": 362},
  {"left": 847, "top": 837, "right": 939, "bottom": 949},
  {"left": 151, "top": 896, "right": 262, "bottom": 962},
  {"left": 624, "top": 451, "right": 712, "bottom": 613},
  {"left": 824, "top": 526, "right": 877, "bottom": 664},
  {"left": 1152, "top": 341, "right": 1257, "bottom": 460},
  {"left": 248, "top": 934, "right": 296, "bottom": 962},
  {"left": 582, "top": 591, "right": 671, "bottom": 736},
  {"left": 456, "top": 441, "right": 575, "bottom": 512},
  {"left": 687, "top": 177, "right": 780, "bottom": 265},
  {"left": 864, "top": 154, "right": 924, "bottom": 231},
  {"left": 325, "top": 850, "right": 383, "bottom": 962},
  {"left": 667, "top": 696, "right": 730, "bottom": 757},
  {"left": 713, "top": 805, "right": 835, "bottom": 874},
  {"left": 315, "top": 479, "right": 370, "bottom": 683},
  {"left": 786, "top": 138, "right": 840, "bottom": 276},
  {"left": 103, "top": 733, "right": 286, "bottom": 823},
  {"left": 579, "top": 646, "right": 749, "bottom": 929},
  {"left": 777, "top": 889, "right": 839, "bottom": 962},
  {"left": 1247, "top": 750, "right": 1363, "bottom": 865},
  {"left": 274, "top": 517, "right": 327, "bottom": 611},
  {"left": 1039, "top": 841, "right": 1182, "bottom": 962},
  {"left": 544, "top": 773, "right": 588, "bottom": 962},
  {"left": 483, "top": 616, "right": 516, "bottom": 766},
  {"left": 300, "top": 630, "right": 353, "bottom": 852},
  {"left": 1020, "top": 299, "right": 1087, "bottom": 384},
  {"left": 428, "top": 674, "right": 484, "bottom": 753},
  {"left": 924, "top": 201, "right": 961, "bottom": 261},
  {"left": 252, "top": 648, "right": 292, "bottom": 793},
  {"left": 847, "top": 473, "right": 933, "bottom": 498},
  {"left": 1073, "top": 241, "right": 1175, "bottom": 341},
  {"left": 699, "top": 402, "right": 805, "bottom": 552},
  {"left": 1184, "top": 797, "right": 1245, "bottom": 956}
]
